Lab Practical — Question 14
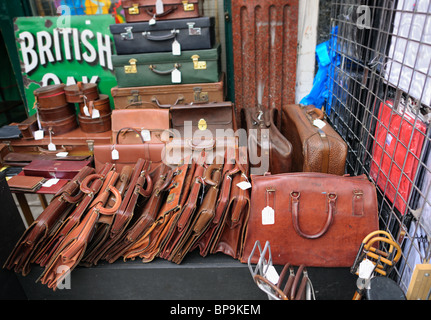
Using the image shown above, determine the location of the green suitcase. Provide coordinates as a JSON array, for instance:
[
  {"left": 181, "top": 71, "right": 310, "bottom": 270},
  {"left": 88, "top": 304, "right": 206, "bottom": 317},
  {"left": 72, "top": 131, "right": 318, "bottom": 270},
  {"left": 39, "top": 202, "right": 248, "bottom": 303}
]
[{"left": 112, "top": 44, "right": 221, "bottom": 88}]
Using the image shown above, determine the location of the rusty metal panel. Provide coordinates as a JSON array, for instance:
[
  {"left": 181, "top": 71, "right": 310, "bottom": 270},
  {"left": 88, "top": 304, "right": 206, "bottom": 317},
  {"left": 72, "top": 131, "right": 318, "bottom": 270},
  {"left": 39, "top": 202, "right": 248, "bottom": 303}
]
[{"left": 231, "top": 0, "right": 298, "bottom": 120}]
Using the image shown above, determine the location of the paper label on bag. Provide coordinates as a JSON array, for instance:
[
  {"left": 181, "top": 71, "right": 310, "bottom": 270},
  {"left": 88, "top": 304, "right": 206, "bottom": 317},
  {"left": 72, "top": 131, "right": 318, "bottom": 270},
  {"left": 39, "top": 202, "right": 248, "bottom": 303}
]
[
  {"left": 56, "top": 152, "right": 68, "bottom": 157},
  {"left": 237, "top": 181, "right": 251, "bottom": 190},
  {"left": 91, "top": 109, "right": 100, "bottom": 118},
  {"left": 48, "top": 143, "right": 56, "bottom": 151},
  {"left": 155, "top": 0, "right": 164, "bottom": 14},
  {"left": 171, "top": 68, "right": 181, "bottom": 83},
  {"left": 149, "top": 16, "right": 156, "bottom": 25},
  {"left": 313, "top": 119, "right": 326, "bottom": 129},
  {"left": 265, "top": 265, "right": 280, "bottom": 284},
  {"left": 111, "top": 149, "right": 119, "bottom": 160},
  {"left": 172, "top": 39, "right": 181, "bottom": 55},
  {"left": 262, "top": 206, "right": 275, "bottom": 225},
  {"left": 358, "top": 259, "right": 375, "bottom": 279},
  {"left": 83, "top": 105, "right": 90, "bottom": 117},
  {"left": 141, "top": 129, "right": 151, "bottom": 142},
  {"left": 34, "top": 130, "right": 44, "bottom": 140},
  {"left": 42, "top": 178, "right": 59, "bottom": 188}
]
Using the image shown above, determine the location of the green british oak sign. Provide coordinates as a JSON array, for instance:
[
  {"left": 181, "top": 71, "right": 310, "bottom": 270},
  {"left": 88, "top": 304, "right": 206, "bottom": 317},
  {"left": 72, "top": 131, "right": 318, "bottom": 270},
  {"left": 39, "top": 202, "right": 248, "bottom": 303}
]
[{"left": 14, "top": 14, "right": 117, "bottom": 116}]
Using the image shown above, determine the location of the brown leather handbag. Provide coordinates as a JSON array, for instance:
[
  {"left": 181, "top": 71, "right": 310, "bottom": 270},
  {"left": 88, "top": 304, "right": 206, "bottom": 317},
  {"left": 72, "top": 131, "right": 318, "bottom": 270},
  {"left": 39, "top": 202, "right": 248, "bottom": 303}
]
[
  {"left": 280, "top": 104, "right": 347, "bottom": 175},
  {"left": 123, "top": 0, "right": 203, "bottom": 23},
  {"left": 241, "top": 172, "right": 379, "bottom": 267},
  {"left": 210, "top": 146, "right": 250, "bottom": 260},
  {"left": 242, "top": 105, "right": 292, "bottom": 175},
  {"left": 3, "top": 165, "right": 94, "bottom": 276}
]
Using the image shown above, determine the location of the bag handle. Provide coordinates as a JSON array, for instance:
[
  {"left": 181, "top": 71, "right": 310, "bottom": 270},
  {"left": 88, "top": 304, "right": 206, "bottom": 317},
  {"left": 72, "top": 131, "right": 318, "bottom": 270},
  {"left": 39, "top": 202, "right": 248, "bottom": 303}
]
[
  {"left": 290, "top": 191, "right": 335, "bottom": 239},
  {"left": 144, "top": 6, "right": 178, "bottom": 18},
  {"left": 149, "top": 63, "right": 181, "bottom": 75},
  {"left": 142, "top": 29, "right": 178, "bottom": 41},
  {"left": 116, "top": 127, "right": 145, "bottom": 144}
]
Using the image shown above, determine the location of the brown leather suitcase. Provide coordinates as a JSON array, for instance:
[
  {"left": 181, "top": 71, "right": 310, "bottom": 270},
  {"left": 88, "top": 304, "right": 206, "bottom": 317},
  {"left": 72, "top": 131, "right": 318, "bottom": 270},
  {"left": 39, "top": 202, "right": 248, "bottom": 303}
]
[
  {"left": 17, "top": 115, "right": 39, "bottom": 139},
  {"left": 280, "top": 104, "right": 347, "bottom": 175},
  {"left": 111, "top": 73, "right": 226, "bottom": 109},
  {"left": 123, "top": 0, "right": 203, "bottom": 23},
  {"left": 241, "top": 172, "right": 379, "bottom": 267}
]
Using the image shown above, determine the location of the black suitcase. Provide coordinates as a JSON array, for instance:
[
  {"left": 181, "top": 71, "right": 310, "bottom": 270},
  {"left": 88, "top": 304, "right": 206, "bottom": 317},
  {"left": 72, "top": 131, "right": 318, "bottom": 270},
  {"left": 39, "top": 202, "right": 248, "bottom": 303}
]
[{"left": 110, "top": 16, "right": 215, "bottom": 55}]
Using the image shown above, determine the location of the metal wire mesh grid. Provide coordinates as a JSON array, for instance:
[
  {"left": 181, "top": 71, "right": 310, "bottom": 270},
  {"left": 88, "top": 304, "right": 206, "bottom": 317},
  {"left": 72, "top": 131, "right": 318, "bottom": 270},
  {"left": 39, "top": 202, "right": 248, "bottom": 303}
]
[{"left": 327, "top": 0, "right": 431, "bottom": 297}]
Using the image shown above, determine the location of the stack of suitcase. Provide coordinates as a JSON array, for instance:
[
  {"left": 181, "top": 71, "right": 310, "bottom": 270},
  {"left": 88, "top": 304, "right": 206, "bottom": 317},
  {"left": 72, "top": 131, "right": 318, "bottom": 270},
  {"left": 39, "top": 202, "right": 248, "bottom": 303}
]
[{"left": 110, "top": 0, "right": 225, "bottom": 108}]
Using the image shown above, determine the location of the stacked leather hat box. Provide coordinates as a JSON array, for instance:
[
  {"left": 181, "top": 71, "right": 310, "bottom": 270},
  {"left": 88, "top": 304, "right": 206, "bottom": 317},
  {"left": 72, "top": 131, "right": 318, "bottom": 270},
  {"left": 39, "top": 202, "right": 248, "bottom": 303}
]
[{"left": 65, "top": 82, "right": 112, "bottom": 133}]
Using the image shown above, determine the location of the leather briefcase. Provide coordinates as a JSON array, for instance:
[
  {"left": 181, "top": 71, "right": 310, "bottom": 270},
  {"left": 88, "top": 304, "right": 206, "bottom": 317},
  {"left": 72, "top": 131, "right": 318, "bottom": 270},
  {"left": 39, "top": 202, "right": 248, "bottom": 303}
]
[
  {"left": 111, "top": 16, "right": 215, "bottom": 55},
  {"left": 280, "top": 104, "right": 347, "bottom": 175},
  {"left": 111, "top": 108, "right": 170, "bottom": 144},
  {"left": 111, "top": 73, "right": 226, "bottom": 109},
  {"left": 18, "top": 114, "right": 39, "bottom": 139},
  {"left": 242, "top": 106, "right": 292, "bottom": 175},
  {"left": 123, "top": 0, "right": 203, "bottom": 23},
  {"left": 34, "top": 84, "right": 67, "bottom": 109},
  {"left": 112, "top": 44, "right": 221, "bottom": 87},
  {"left": 241, "top": 172, "right": 379, "bottom": 267},
  {"left": 23, "top": 159, "right": 92, "bottom": 179}
]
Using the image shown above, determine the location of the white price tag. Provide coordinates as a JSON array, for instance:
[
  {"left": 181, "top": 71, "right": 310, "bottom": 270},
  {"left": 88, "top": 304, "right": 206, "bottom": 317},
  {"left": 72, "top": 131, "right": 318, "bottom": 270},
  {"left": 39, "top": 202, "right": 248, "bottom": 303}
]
[
  {"left": 141, "top": 129, "right": 151, "bottom": 142},
  {"left": 111, "top": 148, "right": 119, "bottom": 160},
  {"left": 34, "top": 130, "right": 44, "bottom": 140},
  {"left": 236, "top": 181, "right": 251, "bottom": 190},
  {"left": 313, "top": 119, "right": 326, "bottom": 129},
  {"left": 155, "top": 0, "right": 164, "bottom": 14},
  {"left": 91, "top": 109, "right": 100, "bottom": 118},
  {"left": 149, "top": 15, "right": 156, "bottom": 25},
  {"left": 358, "top": 259, "right": 375, "bottom": 279},
  {"left": 56, "top": 152, "right": 68, "bottom": 157},
  {"left": 262, "top": 206, "right": 275, "bottom": 225},
  {"left": 172, "top": 39, "right": 181, "bottom": 55},
  {"left": 83, "top": 105, "right": 90, "bottom": 116},
  {"left": 171, "top": 68, "right": 181, "bottom": 83},
  {"left": 48, "top": 143, "right": 56, "bottom": 151},
  {"left": 42, "top": 178, "right": 60, "bottom": 188},
  {"left": 265, "top": 265, "right": 280, "bottom": 285}
]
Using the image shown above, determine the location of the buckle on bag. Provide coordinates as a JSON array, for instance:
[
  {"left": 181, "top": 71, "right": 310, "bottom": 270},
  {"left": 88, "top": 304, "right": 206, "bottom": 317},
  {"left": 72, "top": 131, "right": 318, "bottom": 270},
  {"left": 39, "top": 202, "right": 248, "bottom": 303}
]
[{"left": 124, "top": 58, "right": 137, "bottom": 74}]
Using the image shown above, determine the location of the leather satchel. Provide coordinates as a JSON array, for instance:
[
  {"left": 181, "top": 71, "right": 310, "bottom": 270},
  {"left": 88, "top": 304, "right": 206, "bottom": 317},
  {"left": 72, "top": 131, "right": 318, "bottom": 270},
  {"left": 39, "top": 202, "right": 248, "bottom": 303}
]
[
  {"left": 242, "top": 105, "right": 292, "bottom": 175},
  {"left": 280, "top": 104, "right": 347, "bottom": 175},
  {"left": 3, "top": 165, "right": 94, "bottom": 276},
  {"left": 241, "top": 172, "right": 379, "bottom": 267}
]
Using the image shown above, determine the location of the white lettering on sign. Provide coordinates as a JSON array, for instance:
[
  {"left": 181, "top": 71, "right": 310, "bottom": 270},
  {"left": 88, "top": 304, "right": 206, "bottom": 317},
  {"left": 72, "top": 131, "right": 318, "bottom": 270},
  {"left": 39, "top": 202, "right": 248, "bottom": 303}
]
[{"left": 18, "top": 28, "right": 113, "bottom": 74}]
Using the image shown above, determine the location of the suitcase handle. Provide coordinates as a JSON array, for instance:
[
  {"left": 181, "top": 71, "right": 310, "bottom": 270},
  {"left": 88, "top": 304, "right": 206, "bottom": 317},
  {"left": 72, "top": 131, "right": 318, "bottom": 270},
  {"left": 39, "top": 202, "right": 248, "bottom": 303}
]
[
  {"left": 142, "top": 29, "right": 179, "bottom": 41},
  {"left": 290, "top": 191, "right": 335, "bottom": 239},
  {"left": 149, "top": 63, "right": 181, "bottom": 75},
  {"left": 144, "top": 6, "right": 178, "bottom": 18}
]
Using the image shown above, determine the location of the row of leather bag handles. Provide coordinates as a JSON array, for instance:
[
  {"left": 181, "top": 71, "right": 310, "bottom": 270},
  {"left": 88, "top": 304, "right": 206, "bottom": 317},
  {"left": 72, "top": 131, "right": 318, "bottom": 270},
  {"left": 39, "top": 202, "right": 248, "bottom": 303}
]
[{"left": 4, "top": 146, "right": 251, "bottom": 291}]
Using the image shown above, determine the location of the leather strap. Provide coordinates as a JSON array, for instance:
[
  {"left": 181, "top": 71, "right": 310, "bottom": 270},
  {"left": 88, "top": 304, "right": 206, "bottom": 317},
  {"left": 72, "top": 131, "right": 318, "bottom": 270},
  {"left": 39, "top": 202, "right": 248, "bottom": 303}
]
[{"left": 290, "top": 191, "right": 335, "bottom": 239}]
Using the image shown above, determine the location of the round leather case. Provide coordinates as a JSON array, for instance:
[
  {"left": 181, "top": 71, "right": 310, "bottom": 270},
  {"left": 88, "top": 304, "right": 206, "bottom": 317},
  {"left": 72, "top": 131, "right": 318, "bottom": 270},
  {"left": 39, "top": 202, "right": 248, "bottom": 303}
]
[
  {"left": 37, "top": 103, "right": 76, "bottom": 121},
  {"left": 40, "top": 114, "right": 78, "bottom": 135},
  {"left": 78, "top": 112, "right": 112, "bottom": 133},
  {"left": 65, "top": 82, "right": 99, "bottom": 103},
  {"left": 34, "top": 84, "right": 67, "bottom": 109},
  {"left": 78, "top": 94, "right": 111, "bottom": 117}
]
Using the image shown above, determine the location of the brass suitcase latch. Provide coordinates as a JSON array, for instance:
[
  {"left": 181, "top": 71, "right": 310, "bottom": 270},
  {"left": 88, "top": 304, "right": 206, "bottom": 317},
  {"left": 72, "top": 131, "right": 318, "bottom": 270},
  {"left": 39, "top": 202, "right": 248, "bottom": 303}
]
[
  {"left": 125, "top": 58, "right": 138, "bottom": 74},
  {"left": 128, "top": 4, "right": 140, "bottom": 15},
  {"left": 182, "top": 0, "right": 194, "bottom": 11},
  {"left": 191, "top": 55, "right": 206, "bottom": 70},
  {"left": 198, "top": 118, "right": 207, "bottom": 131}
]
